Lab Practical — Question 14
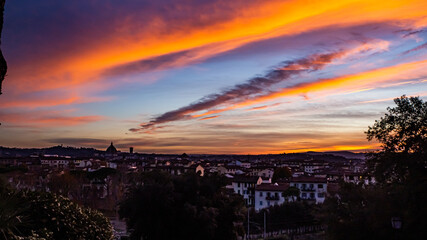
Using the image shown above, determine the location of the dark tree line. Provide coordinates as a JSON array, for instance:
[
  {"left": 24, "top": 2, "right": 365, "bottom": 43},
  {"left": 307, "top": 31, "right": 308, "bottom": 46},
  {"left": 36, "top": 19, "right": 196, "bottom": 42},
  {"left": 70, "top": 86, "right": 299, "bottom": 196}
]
[{"left": 119, "top": 171, "right": 246, "bottom": 240}]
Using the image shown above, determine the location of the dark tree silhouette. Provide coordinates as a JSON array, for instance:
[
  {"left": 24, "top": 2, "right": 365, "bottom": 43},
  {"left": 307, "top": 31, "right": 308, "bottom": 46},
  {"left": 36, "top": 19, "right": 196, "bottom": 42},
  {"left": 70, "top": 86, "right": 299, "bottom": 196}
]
[
  {"left": 366, "top": 95, "right": 427, "bottom": 184},
  {"left": 322, "top": 95, "right": 427, "bottom": 240},
  {"left": 272, "top": 167, "right": 292, "bottom": 182},
  {"left": 0, "top": 0, "right": 7, "bottom": 94}
]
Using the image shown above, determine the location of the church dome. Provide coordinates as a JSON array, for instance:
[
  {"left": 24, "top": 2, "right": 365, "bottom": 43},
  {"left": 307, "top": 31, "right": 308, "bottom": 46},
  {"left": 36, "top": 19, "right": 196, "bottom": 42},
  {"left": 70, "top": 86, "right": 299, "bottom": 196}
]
[{"left": 106, "top": 142, "right": 117, "bottom": 154}]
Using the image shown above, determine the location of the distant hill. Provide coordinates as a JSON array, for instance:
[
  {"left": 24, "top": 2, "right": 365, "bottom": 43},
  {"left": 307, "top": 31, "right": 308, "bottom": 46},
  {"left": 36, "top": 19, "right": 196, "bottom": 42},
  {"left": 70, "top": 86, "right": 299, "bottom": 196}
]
[
  {"left": 322, "top": 151, "right": 366, "bottom": 160},
  {"left": 0, "top": 145, "right": 101, "bottom": 157}
]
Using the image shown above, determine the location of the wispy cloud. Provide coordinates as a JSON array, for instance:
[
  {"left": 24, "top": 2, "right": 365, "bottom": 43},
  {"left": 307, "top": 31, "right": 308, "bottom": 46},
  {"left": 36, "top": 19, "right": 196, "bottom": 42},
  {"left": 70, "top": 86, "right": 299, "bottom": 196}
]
[
  {"left": 199, "top": 115, "right": 220, "bottom": 121},
  {"left": 245, "top": 103, "right": 282, "bottom": 111},
  {"left": 132, "top": 51, "right": 346, "bottom": 131},
  {"left": 132, "top": 39, "right": 402, "bottom": 131},
  {"left": 404, "top": 42, "right": 427, "bottom": 54}
]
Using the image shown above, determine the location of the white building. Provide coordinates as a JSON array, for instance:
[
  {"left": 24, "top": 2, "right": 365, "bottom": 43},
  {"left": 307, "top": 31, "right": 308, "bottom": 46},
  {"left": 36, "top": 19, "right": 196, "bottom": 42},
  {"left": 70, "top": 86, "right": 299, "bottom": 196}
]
[
  {"left": 74, "top": 159, "right": 93, "bottom": 168},
  {"left": 231, "top": 176, "right": 263, "bottom": 206},
  {"left": 254, "top": 183, "right": 295, "bottom": 211},
  {"left": 41, "top": 158, "right": 70, "bottom": 168},
  {"left": 248, "top": 167, "right": 274, "bottom": 179},
  {"left": 290, "top": 176, "right": 327, "bottom": 204}
]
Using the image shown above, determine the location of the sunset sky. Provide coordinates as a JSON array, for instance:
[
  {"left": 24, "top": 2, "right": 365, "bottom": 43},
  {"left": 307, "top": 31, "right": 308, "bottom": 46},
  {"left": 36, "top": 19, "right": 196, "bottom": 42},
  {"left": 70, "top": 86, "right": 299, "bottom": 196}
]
[{"left": 1, "top": 0, "right": 427, "bottom": 154}]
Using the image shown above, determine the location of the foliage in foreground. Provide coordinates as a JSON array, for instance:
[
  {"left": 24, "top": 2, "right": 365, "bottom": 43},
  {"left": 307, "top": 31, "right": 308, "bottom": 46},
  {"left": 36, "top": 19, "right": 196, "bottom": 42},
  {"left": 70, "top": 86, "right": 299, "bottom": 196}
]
[
  {"left": 251, "top": 201, "right": 316, "bottom": 234},
  {"left": 321, "top": 96, "right": 427, "bottom": 240},
  {"left": 119, "top": 171, "right": 246, "bottom": 240},
  {"left": 0, "top": 181, "right": 113, "bottom": 240}
]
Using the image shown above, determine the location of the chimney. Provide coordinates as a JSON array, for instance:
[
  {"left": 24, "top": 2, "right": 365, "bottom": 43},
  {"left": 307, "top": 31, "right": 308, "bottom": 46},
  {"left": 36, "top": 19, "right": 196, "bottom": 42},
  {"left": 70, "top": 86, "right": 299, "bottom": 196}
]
[{"left": 130, "top": 147, "right": 134, "bottom": 154}]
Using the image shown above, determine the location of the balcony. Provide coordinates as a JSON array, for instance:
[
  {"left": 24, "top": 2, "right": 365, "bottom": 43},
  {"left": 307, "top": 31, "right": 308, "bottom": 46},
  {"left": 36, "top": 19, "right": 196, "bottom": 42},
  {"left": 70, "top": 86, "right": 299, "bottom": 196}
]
[
  {"left": 300, "top": 187, "right": 315, "bottom": 192},
  {"left": 266, "top": 195, "right": 280, "bottom": 201}
]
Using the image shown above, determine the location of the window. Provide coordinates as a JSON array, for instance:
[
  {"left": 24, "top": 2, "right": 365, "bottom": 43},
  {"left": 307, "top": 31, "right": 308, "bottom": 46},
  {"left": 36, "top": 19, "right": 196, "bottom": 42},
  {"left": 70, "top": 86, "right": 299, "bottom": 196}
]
[
  {"left": 237, "top": 190, "right": 240, "bottom": 194},
  {"left": 318, "top": 184, "right": 323, "bottom": 188},
  {"left": 274, "top": 192, "right": 278, "bottom": 198},
  {"left": 267, "top": 192, "right": 271, "bottom": 197},
  {"left": 260, "top": 192, "right": 263, "bottom": 197},
  {"left": 260, "top": 201, "right": 263, "bottom": 206},
  {"left": 309, "top": 184, "right": 314, "bottom": 189},
  {"left": 302, "top": 193, "right": 307, "bottom": 198},
  {"left": 302, "top": 184, "right": 306, "bottom": 189},
  {"left": 318, "top": 193, "right": 325, "bottom": 198},
  {"left": 310, "top": 193, "right": 315, "bottom": 199},
  {"left": 237, "top": 183, "right": 240, "bottom": 187},
  {"left": 267, "top": 201, "right": 270, "bottom": 206}
]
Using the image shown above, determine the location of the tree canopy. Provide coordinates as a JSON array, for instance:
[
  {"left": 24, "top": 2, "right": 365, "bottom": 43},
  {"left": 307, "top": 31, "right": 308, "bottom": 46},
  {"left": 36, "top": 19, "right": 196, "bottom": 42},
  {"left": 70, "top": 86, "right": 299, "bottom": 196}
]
[
  {"left": 366, "top": 95, "right": 427, "bottom": 154},
  {"left": 119, "top": 171, "right": 246, "bottom": 240},
  {"left": 366, "top": 95, "right": 426, "bottom": 184},
  {"left": 272, "top": 167, "right": 292, "bottom": 182},
  {"left": 322, "top": 95, "right": 427, "bottom": 240}
]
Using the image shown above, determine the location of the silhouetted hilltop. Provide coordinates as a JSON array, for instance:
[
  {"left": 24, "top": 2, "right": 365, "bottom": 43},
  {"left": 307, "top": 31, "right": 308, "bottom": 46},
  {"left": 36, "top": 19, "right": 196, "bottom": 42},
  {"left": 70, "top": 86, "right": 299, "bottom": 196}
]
[
  {"left": 0, "top": 145, "right": 101, "bottom": 157},
  {"left": 322, "top": 151, "right": 366, "bottom": 160}
]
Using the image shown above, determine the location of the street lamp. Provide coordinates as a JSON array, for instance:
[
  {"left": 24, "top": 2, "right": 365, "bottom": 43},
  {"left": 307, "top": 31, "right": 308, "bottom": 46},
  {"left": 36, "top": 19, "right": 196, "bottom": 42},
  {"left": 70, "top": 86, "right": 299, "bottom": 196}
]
[
  {"left": 391, "top": 217, "right": 402, "bottom": 240},
  {"left": 263, "top": 209, "right": 269, "bottom": 239},
  {"left": 264, "top": 211, "right": 266, "bottom": 239},
  {"left": 391, "top": 217, "right": 402, "bottom": 230}
]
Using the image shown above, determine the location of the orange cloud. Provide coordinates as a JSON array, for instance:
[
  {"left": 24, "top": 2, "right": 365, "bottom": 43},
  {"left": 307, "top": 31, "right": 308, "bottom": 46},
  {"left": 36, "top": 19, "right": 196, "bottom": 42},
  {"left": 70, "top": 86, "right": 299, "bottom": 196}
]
[
  {"left": 245, "top": 103, "right": 282, "bottom": 111},
  {"left": 234, "top": 58, "right": 427, "bottom": 108},
  {"left": 0, "top": 96, "right": 80, "bottom": 108},
  {"left": 9, "top": 0, "right": 427, "bottom": 93},
  {"left": 0, "top": 111, "right": 104, "bottom": 127},
  {"left": 0, "top": 92, "right": 113, "bottom": 109},
  {"left": 198, "top": 115, "right": 220, "bottom": 121}
]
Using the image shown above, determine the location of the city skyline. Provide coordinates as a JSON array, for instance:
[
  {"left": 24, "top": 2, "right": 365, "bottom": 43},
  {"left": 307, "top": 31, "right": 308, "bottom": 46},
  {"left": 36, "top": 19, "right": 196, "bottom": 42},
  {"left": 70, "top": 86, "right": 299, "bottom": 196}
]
[{"left": 1, "top": 0, "right": 427, "bottom": 154}]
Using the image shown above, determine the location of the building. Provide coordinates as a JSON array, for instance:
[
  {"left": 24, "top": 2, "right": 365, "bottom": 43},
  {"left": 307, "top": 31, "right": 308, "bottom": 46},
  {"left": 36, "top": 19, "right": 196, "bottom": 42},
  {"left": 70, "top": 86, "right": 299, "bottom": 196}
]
[
  {"left": 41, "top": 157, "right": 71, "bottom": 169},
  {"left": 248, "top": 166, "right": 274, "bottom": 179},
  {"left": 254, "top": 183, "right": 294, "bottom": 211},
  {"left": 231, "top": 176, "right": 263, "bottom": 206},
  {"left": 290, "top": 176, "right": 327, "bottom": 204}
]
